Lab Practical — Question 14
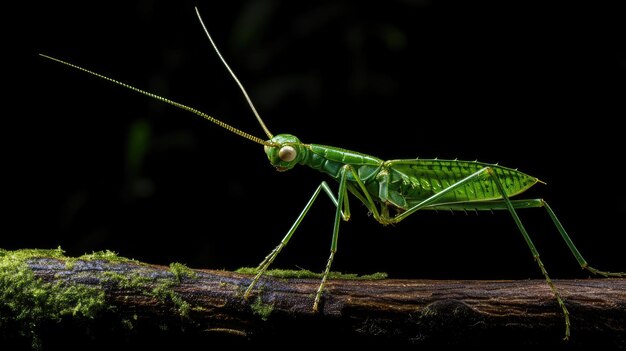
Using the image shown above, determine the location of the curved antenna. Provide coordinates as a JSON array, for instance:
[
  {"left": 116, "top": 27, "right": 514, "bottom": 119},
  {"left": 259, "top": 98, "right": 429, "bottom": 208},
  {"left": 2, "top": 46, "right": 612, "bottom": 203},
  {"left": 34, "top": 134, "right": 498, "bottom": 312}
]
[
  {"left": 194, "top": 7, "right": 274, "bottom": 139},
  {"left": 39, "top": 54, "right": 276, "bottom": 147}
]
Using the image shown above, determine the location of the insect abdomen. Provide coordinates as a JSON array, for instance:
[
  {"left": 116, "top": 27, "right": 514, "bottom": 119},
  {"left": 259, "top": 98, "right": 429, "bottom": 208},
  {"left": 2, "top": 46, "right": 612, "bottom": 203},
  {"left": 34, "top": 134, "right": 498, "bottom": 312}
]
[{"left": 388, "top": 159, "right": 540, "bottom": 207}]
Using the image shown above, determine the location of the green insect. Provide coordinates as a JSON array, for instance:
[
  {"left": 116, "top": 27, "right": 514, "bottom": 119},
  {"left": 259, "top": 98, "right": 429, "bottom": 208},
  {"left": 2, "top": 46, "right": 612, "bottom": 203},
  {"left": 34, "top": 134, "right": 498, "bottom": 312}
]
[{"left": 41, "top": 7, "right": 624, "bottom": 341}]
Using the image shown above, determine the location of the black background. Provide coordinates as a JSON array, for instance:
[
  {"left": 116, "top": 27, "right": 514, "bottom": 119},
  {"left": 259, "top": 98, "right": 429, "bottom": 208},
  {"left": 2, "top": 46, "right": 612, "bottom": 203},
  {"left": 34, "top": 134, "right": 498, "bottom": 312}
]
[{"left": 11, "top": 1, "right": 626, "bottom": 283}]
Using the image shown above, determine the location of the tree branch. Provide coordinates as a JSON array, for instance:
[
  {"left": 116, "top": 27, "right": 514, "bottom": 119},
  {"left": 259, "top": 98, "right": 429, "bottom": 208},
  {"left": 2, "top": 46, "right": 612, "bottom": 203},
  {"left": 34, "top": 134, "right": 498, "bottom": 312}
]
[{"left": 1, "top": 249, "right": 624, "bottom": 349}]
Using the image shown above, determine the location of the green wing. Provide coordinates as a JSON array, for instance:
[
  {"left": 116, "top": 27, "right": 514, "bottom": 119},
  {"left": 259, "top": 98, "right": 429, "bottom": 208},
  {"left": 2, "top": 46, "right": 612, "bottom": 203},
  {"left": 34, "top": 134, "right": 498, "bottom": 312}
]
[{"left": 384, "top": 159, "right": 540, "bottom": 210}]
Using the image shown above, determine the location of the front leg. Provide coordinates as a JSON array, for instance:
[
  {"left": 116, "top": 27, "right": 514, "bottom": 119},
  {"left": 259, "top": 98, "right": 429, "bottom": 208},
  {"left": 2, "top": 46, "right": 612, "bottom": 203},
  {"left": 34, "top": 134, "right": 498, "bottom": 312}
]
[
  {"left": 243, "top": 180, "right": 348, "bottom": 301},
  {"left": 313, "top": 165, "right": 351, "bottom": 312}
]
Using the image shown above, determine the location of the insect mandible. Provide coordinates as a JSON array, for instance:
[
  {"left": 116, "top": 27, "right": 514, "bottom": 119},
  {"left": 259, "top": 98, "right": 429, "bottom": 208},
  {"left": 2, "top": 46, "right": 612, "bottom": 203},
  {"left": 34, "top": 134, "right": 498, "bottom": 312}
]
[{"left": 40, "top": 7, "right": 625, "bottom": 340}]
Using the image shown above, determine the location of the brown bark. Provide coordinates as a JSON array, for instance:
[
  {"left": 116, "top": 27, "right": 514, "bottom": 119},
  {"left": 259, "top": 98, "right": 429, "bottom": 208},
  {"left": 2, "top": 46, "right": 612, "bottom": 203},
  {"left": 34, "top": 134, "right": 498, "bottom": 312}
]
[{"left": 15, "top": 257, "right": 626, "bottom": 348}]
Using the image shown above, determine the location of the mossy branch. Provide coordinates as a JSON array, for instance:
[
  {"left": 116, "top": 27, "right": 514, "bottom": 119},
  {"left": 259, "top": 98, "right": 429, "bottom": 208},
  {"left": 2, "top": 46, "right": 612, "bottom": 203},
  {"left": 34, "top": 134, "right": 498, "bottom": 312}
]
[{"left": 1, "top": 248, "right": 625, "bottom": 349}]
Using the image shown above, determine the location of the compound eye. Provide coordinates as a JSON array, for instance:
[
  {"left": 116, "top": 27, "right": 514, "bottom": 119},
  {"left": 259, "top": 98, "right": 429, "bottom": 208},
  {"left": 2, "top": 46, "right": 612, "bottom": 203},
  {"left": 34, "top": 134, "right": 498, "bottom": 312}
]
[{"left": 278, "top": 145, "right": 297, "bottom": 162}]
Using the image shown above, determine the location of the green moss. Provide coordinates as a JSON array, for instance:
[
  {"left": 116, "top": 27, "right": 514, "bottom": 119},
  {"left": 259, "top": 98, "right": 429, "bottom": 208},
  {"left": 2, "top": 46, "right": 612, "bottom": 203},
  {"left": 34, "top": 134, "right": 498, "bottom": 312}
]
[
  {"left": 0, "top": 248, "right": 107, "bottom": 349},
  {"left": 169, "top": 262, "right": 197, "bottom": 283},
  {"left": 1, "top": 247, "right": 198, "bottom": 348},
  {"left": 102, "top": 270, "right": 192, "bottom": 318},
  {"left": 120, "top": 313, "right": 138, "bottom": 331},
  {"left": 356, "top": 272, "right": 388, "bottom": 280},
  {"left": 3, "top": 247, "right": 67, "bottom": 260},
  {"left": 78, "top": 249, "right": 137, "bottom": 263},
  {"left": 151, "top": 282, "right": 191, "bottom": 318},
  {"left": 236, "top": 267, "right": 388, "bottom": 280},
  {"left": 154, "top": 263, "right": 197, "bottom": 317},
  {"left": 102, "top": 271, "right": 152, "bottom": 291},
  {"left": 250, "top": 296, "right": 274, "bottom": 321},
  {"left": 65, "top": 249, "right": 139, "bottom": 269},
  {"left": 121, "top": 318, "right": 134, "bottom": 331}
]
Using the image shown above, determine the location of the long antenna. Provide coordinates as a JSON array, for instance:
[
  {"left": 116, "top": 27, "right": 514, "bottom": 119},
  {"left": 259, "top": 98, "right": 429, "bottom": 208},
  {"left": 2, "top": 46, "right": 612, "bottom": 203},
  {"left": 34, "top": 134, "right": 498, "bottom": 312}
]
[
  {"left": 39, "top": 54, "right": 275, "bottom": 147},
  {"left": 194, "top": 7, "right": 274, "bottom": 139}
]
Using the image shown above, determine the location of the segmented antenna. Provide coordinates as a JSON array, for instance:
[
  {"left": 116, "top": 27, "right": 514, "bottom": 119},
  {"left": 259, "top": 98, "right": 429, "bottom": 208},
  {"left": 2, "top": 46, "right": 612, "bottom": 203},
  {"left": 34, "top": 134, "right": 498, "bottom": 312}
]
[
  {"left": 39, "top": 54, "right": 275, "bottom": 147},
  {"left": 194, "top": 7, "right": 274, "bottom": 139}
]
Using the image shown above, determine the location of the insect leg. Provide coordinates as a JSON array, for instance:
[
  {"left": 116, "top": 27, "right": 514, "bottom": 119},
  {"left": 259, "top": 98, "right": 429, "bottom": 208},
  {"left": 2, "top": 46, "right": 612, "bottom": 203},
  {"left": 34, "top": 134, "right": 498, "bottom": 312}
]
[
  {"left": 485, "top": 169, "right": 570, "bottom": 340},
  {"left": 542, "top": 201, "right": 625, "bottom": 277},
  {"left": 243, "top": 181, "right": 348, "bottom": 300},
  {"left": 346, "top": 169, "right": 382, "bottom": 221},
  {"left": 391, "top": 167, "right": 492, "bottom": 223},
  {"left": 430, "top": 199, "right": 625, "bottom": 276},
  {"left": 313, "top": 165, "right": 351, "bottom": 312},
  {"left": 388, "top": 169, "right": 571, "bottom": 338}
]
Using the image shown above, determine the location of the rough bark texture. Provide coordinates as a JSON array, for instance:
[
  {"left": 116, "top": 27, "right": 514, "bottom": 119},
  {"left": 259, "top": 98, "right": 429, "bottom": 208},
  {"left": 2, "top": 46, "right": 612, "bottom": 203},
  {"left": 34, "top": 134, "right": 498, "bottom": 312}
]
[{"left": 4, "top": 256, "right": 626, "bottom": 349}]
